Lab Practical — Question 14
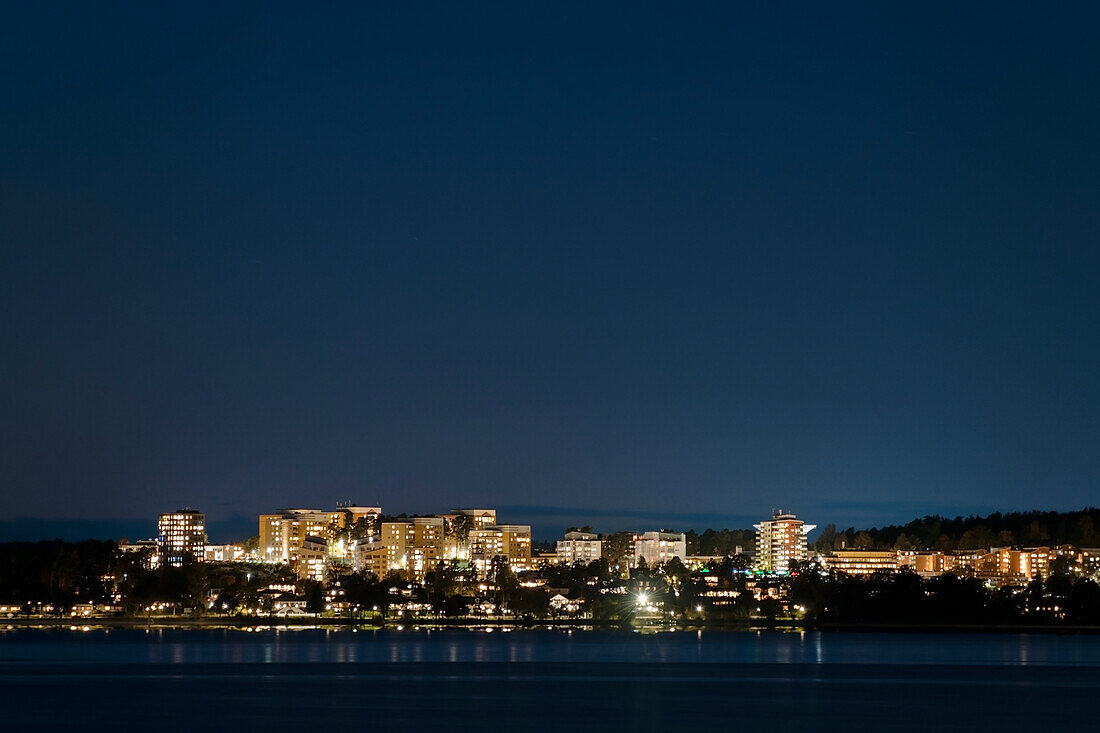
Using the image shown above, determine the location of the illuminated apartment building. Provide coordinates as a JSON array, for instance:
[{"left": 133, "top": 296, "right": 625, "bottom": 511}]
[
  {"left": 431, "top": 509, "right": 498, "bottom": 561},
  {"left": 352, "top": 538, "right": 389, "bottom": 579},
  {"left": 987, "top": 546, "right": 1077, "bottom": 584},
  {"left": 1079, "top": 548, "right": 1100, "bottom": 575},
  {"left": 823, "top": 550, "right": 898, "bottom": 575},
  {"left": 203, "top": 544, "right": 243, "bottom": 563},
  {"left": 948, "top": 549, "right": 987, "bottom": 577},
  {"left": 556, "top": 531, "right": 602, "bottom": 564},
  {"left": 754, "top": 511, "right": 816, "bottom": 573},
  {"left": 469, "top": 524, "right": 532, "bottom": 574},
  {"left": 342, "top": 505, "right": 382, "bottom": 524},
  {"left": 296, "top": 536, "right": 329, "bottom": 582},
  {"left": 451, "top": 508, "right": 498, "bottom": 529},
  {"left": 258, "top": 506, "right": 382, "bottom": 565},
  {"left": 498, "top": 525, "right": 532, "bottom": 571},
  {"left": 259, "top": 509, "right": 340, "bottom": 563},
  {"left": 633, "top": 531, "right": 687, "bottom": 567},
  {"left": 897, "top": 550, "right": 950, "bottom": 576},
  {"left": 381, "top": 517, "right": 445, "bottom": 580},
  {"left": 157, "top": 510, "right": 207, "bottom": 567}
]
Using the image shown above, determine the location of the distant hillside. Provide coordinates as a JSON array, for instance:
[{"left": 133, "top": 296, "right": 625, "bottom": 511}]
[{"left": 814, "top": 508, "right": 1100, "bottom": 552}]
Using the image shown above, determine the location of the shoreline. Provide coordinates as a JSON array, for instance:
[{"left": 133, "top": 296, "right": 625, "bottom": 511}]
[{"left": 5, "top": 616, "right": 1100, "bottom": 634}]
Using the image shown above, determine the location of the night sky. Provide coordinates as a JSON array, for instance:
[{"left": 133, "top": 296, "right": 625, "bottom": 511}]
[{"left": 3, "top": 3, "right": 1099, "bottom": 541}]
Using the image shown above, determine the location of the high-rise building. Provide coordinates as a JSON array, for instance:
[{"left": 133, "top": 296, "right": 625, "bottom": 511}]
[
  {"left": 633, "top": 531, "right": 687, "bottom": 567},
  {"left": 556, "top": 531, "right": 602, "bottom": 564},
  {"left": 754, "top": 511, "right": 816, "bottom": 573},
  {"left": 157, "top": 510, "right": 207, "bottom": 567}
]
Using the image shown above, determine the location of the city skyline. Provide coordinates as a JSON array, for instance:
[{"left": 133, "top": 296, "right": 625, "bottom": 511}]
[{"left": 5, "top": 498, "right": 1099, "bottom": 546}]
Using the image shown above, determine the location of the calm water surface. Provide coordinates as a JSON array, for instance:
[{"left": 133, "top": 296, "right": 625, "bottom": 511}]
[{"left": 2, "top": 628, "right": 1098, "bottom": 731}]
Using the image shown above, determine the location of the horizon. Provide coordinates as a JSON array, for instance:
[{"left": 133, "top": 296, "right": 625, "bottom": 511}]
[{"left": 4, "top": 502, "right": 1096, "bottom": 545}]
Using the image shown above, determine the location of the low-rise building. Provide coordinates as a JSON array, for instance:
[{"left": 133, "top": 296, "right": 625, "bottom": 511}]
[
  {"left": 897, "top": 550, "right": 950, "bottom": 576},
  {"left": 533, "top": 551, "right": 560, "bottom": 567},
  {"left": 685, "top": 555, "right": 726, "bottom": 569},
  {"left": 204, "top": 544, "right": 243, "bottom": 563},
  {"left": 986, "top": 545, "right": 1077, "bottom": 585},
  {"left": 119, "top": 539, "right": 160, "bottom": 569},
  {"left": 548, "top": 594, "right": 584, "bottom": 615},
  {"left": 823, "top": 550, "right": 899, "bottom": 575},
  {"left": 897, "top": 545, "right": 1079, "bottom": 586}
]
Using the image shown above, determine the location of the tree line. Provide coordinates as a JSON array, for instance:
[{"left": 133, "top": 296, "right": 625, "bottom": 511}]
[
  {"left": 812, "top": 508, "right": 1100, "bottom": 552},
  {"left": 0, "top": 540, "right": 296, "bottom": 616}
]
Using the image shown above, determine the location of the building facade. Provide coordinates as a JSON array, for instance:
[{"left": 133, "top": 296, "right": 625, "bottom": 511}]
[
  {"left": 381, "top": 517, "right": 445, "bottom": 580},
  {"left": 259, "top": 509, "right": 340, "bottom": 564},
  {"left": 897, "top": 545, "right": 1076, "bottom": 586},
  {"left": 352, "top": 538, "right": 389, "bottom": 580},
  {"left": 157, "top": 510, "right": 207, "bottom": 567},
  {"left": 451, "top": 508, "right": 498, "bottom": 529},
  {"left": 633, "top": 531, "right": 687, "bottom": 567},
  {"left": 823, "top": 550, "right": 898, "bottom": 575},
  {"left": 556, "top": 531, "right": 602, "bottom": 564},
  {"left": 296, "top": 536, "right": 329, "bottom": 582},
  {"left": 754, "top": 511, "right": 815, "bottom": 573},
  {"left": 258, "top": 506, "right": 382, "bottom": 565},
  {"left": 469, "top": 524, "right": 533, "bottom": 574},
  {"left": 203, "top": 544, "right": 243, "bottom": 563}
]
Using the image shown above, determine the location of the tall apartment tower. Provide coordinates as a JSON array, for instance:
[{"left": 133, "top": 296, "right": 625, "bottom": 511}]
[
  {"left": 157, "top": 509, "right": 207, "bottom": 567},
  {"left": 754, "top": 511, "right": 816, "bottom": 573}
]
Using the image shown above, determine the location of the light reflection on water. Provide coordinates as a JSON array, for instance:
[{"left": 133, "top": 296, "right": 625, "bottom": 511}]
[{"left": 2, "top": 628, "right": 1100, "bottom": 668}]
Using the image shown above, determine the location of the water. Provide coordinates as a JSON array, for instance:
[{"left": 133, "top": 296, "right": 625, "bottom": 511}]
[{"left": 3, "top": 628, "right": 1099, "bottom": 731}]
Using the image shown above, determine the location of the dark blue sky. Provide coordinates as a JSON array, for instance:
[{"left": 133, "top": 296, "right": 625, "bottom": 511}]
[{"left": 2, "top": 3, "right": 1099, "bottom": 541}]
